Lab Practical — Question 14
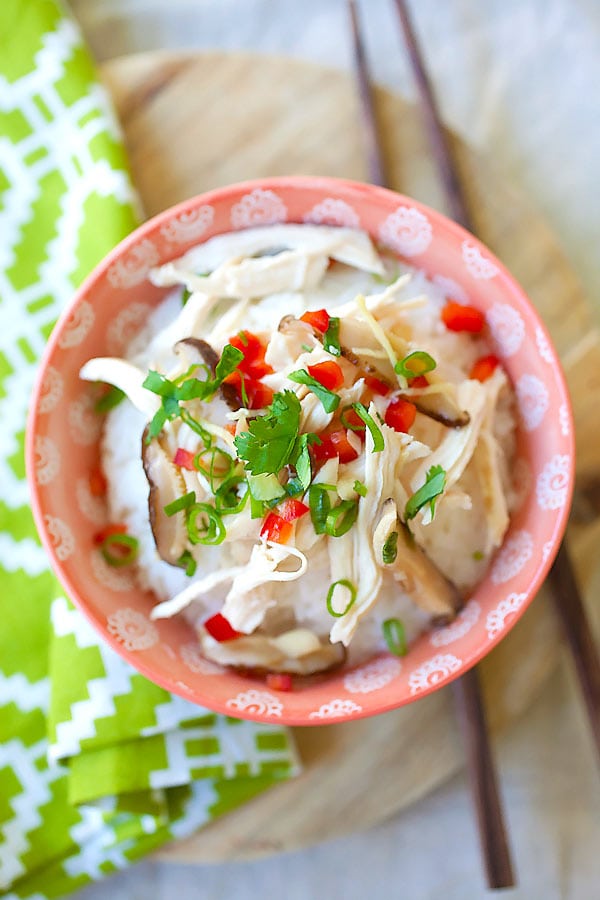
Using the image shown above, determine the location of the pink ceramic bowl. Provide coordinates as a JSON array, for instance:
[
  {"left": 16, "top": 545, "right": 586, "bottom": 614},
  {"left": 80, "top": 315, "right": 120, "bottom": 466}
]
[{"left": 26, "top": 177, "right": 574, "bottom": 724}]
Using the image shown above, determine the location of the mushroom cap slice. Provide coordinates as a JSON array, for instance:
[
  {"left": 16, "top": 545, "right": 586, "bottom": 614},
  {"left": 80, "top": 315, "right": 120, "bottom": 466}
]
[
  {"left": 141, "top": 426, "right": 189, "bottom": 566},
  {"left": 199, "top": 626, "right": 346, "bottom": 675},
  {"left": 373, "top": 498, "right": 463, "bottom": 623}
]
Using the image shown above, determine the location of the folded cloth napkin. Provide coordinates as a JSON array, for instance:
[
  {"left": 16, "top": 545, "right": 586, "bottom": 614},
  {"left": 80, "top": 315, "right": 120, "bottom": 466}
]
[{"left": 0, "top": 3, "right": 300, "bottom": 897}]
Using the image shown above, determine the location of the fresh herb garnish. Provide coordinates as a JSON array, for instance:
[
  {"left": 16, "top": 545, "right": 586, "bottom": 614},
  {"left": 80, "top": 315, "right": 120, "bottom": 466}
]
[
  {"left": 164, "top": 490, "right": 197, "bottom": 517},
  {"left": 177, "top": 550, "right": 197, "bottom": 577},
  {"left": 308, "top": 483, "right": 335, "bottom": 534},
  {"left": 323, "top": 315, "right": 341, "bottom": 357},
  {"left": 382, "top": 618, "right": 408, "bottom": 656},
  {"left": 394, "top": 350, "right": 437, "bottom": 380},
  {"left": 325, "top": 498, "right": 359, "bottom": 537},
  {"left": 326, "top": 579, "right": 357, "bottom": 617},
  {"left": 288, "top": 369, "right": 340, "bottom": 413},
  {"left": 214, "top": 476, "right": 248, "bottom": 515},
  {"left": 143, "top": 343, "right": 243, "bottom": 440},
  {"left": 181, "top": 286, "right": 192, "bottom": 306},
  {"left": 351, "top": 402, "right": 384, "bottom": 451},
  {"left": 186, "top": 503, "right": 226, "bottom": 545},
  {"left": 382, "top": 531, "right": 399, "bottom": 564},
  {"left": 353, "top": 480, "right": 368, "bottom": 497},
  {"left": 405, "top": 465, "right": 447, "bottom": 521},
  {"left": 100, "top": 532, "right": 139, "bottom": 567},
  {"left": 193, "top": 447, "right": 235, "bottom": 491}
]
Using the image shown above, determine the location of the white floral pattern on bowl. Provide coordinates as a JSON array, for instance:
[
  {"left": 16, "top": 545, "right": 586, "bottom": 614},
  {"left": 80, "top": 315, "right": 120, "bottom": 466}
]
[
  {"left": 487, "top": 303, "right": 525, "bottom": 357},
  {"left": 180, "top": 642, "right": 224, "bottom": 676},
  {"left": 309, "top": 699, "right": 363, "bottom": 719},
  {"left": 430, "top": 601, "right": 481, "bottom": 647},
  {"left": 343, "top": 657, "right": 402, "bottom": 694},
  {"left": 461, "top": 240, "right": 499, "bottom": 279},
  {"left": 230, "top": 189, "right": 287, "bottom": 228},
  {"left": 33, "top": 435, "right": 60, "bottom": 486},
  {"left": 106, "top": 239, "right": 160, "bottom": 289},
  {"left": 38, "top": 366, "right": 63, "bottom": 414},
  {"left": 516, "top": 374, "right": 550, "bottom": 432},
  {"left": 535, "top": 325, "right": 555, "bottom": 364},
  {"left": 490, "top": 530, "right": 534, "bottom": 584},
  {"left": 68, "top": 394, "right": 103, "bottom": 446},
  {"left": 75, "top": 477, "right": 107, "bottom": 525},
  {"left": 57, "top": 300, "right": 95, "bottom": 349},
  {"left": 43, "top": 515, "right": 75, "bottom": 561},
  {"left": 409, "top": 654, "right": 462, "bottom": 694},
  {"left": 485, "top": 593, "right": 527, "bottom": 639},
  {"left": 226, "top": 689, "right": 283, "bottom": 717},
  {"left": 160, "top": 206, "right": 214, "bottom": 243},
  {"left": 536, "top": 454, "right": 570, "bottom": 510},
  {"left": 378, "top": 206, "right": 433, "bottom": 256},
  {"left": 106, "top": 302, "right": 152, "bottom": 356},
  {"left": 303, "top": 198, "right": 360, "bottom": 228},
  {"left": 90, "top": 550, "right": 136, "bottom": 592},
  {"left": 107, "top": 607, "right": 158, "bottom": 650}
]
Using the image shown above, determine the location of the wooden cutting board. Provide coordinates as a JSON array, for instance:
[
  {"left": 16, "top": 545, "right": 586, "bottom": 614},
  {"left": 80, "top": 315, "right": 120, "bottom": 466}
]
[{"left": 100, "top": 51, "right": 600, "bottom": 863}]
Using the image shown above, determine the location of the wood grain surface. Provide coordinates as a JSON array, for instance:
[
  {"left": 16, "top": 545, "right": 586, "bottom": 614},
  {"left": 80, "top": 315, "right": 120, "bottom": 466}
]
[{"left": 99, "top": 51, "right": 600, "bottom": 863}]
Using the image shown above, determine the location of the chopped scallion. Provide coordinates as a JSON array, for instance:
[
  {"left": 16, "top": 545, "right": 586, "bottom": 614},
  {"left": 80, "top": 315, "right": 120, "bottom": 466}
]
[
  {"left": 394, "top": 350, "right": 437, "bottom": 380},
  {"left": 383, "top": 617, "right": 408, "bottom": 656},
  {"left": 164, "top": 490, "right": 197, "bottom": 517},
  {"left": 353, "top": 480, "right": 368, "bottom": 497},
  {"left": 325, "top": 498, "right": 358, "bottom": 537},
  {"left": 323, "top": 316, "right": 341, "bottom": 357},
  {"left": 326, "top": 579, "right": 357, "bottom": 617},
  {"left": 405, "top": 465, "right": 446, "bottom": 521},
  {"left": 100, "top": 532, "right": 139, "bottom": 567},
  {"left": 177, "top": 550, "right": 197, "bottom": 577},
  {"left": 382, "top": 530, "right": 399, "bottom": 564},
  {"left": 186, "top": 503, "right": 226, "bottom": 545},
  {"left": 351, "top": 402, "right": 384, "bottom": 452},
  {"left": 94, "top": 385, "right": 125, "bottom": 413}
]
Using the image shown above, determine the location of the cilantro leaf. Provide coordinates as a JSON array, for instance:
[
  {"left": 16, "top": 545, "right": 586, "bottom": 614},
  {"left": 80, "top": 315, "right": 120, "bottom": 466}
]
[
  {"left": 323, "top": 316, "right": 341, "bottom": 357},
  {"left": 288, "top": 369, "right": 340, "bottom": 413},
  {"left": 234, "top": 390, "right": 302, "bottom": 476},
  {"left": 290, "top": 433, "right": 312, "bottom": 490},
  {"left": 404, "top": 465, "right": 447, "bottom": 521}
]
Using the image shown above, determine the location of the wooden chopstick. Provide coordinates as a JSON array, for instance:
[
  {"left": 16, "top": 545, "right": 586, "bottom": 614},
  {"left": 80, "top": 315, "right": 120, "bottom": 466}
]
[
  {"left": 347, "top": 0, "right": 515, "bottom": 888},
  {"left": 391, "top": 0, "right": 600, "bottom": 766}
]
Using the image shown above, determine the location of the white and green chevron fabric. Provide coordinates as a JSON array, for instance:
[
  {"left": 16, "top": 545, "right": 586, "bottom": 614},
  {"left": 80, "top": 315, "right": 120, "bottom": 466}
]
[{"left": 0, "top": 3, "right": 299, "bottom": 897}]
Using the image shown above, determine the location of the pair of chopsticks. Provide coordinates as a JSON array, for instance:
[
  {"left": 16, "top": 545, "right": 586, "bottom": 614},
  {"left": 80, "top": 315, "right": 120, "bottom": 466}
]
[{"left": 347, "top": 0, "right": 600, "bottom": 889}]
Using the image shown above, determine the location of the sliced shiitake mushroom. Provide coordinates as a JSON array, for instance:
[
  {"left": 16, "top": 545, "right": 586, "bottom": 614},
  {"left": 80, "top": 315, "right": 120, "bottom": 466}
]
[
  {"left": 199, "top": 626, "right": 346, "bottom": 675},
  {"left": 141, "top": 425, "right": 189, "bottom": 566},
  {"left": 174, "top": 337, "right": 239, "bottom": 410},
  {"left": 400, "top": 389, "right": 470, "bottom": 429},
  {"left": 374, "top": 498, "right": 463, "bottom": 623}
]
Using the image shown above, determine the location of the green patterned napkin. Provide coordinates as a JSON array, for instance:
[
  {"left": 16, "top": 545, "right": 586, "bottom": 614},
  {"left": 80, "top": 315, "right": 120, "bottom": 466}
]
[{"left": 0, "top": 3, "right": 299, "bottom": 898}]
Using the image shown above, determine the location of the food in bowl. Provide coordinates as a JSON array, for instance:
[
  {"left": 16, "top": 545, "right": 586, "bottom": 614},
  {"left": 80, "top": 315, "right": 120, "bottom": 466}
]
[{"left": 80, "top": 223, "right": 518, "bottom": 679}]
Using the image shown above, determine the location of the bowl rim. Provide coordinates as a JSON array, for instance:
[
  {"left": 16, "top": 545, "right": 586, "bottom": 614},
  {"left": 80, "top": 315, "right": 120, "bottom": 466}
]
[{"left": 25, "top": 175, "right": 575, "bottom": 723}]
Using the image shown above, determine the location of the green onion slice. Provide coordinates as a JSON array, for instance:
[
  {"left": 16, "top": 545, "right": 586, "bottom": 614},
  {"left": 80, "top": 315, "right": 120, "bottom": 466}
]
[
  {"left": 323, "top": 316, "right": 341, "bottom": 357},
  {"left": 405, "top": 465, "right": 446, "bottom": 521},
  {"left": 325, "top": 499, "right": 358, "bottom": 538},
  {"left": 186, "top": 503, "right": 226, "bottom": 545},
  {"left": 326, "top": 579, "right": 357, "bottom": 617},
  {"left": 177, "top": 550, "right": 197, "bottom": 577},
  {"left": 394, "top": 350, "right": 437, "bottom": 380},
  {"left": 180, "top": 409, "right": 213, "bottom": 447},
  {"left": 181, "top": 287, "right": 192, "bottom": 306},
  {"left": 382, "top": 618, "right": 408, "bottom": 656},
  {"left": 193, "top": 446, "right": 235, "bottom": 490},
  {"left": 164, "top": 490, "right": 197, "bottom": 517},
  {"left": 288, "top": 369, "right": 340, "bottom": 413},
  {"left": 214, "top": 476, "right": 248, "bottom": 515},
  {"left": 100, "top": 533, "right": 139, "bottom": 568},
  {"left": 95, "top": 385, "right": 125, "bottom": 413},
  {"left": 340, "top": 404, "right": 366, "bottom": 432},
  {"left": 382, "top": 530, "right": 399, "bottom": 564},
  {"left": 353, "top": 480, "right": 368, "bottom": 497},
  {"left": 351, "top": 402, "right": 384, "bottom": 452},
  {"left": 308, "top": 483, "right": 337, "bottom": 534}
]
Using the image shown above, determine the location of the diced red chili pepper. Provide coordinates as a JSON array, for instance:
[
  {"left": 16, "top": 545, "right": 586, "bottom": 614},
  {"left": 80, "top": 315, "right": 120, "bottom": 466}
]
[
  {"left": 300, "top": 308, "right": 330, "bottom": 333},
  {"left": 408, "top": 375, "right": 429, "bottom": 388},
  {"left": 173, "top": 447, "right": 196, "bottom": 470},
  {"left": 224, "top": 423, "right": 237, "bottom": 436},
  {"left": 260, "top": 513, "right": 293, "bottom": 544},
  {"left": 266, "top": 672, "right": 293, "bottom": 692},
  {"left": 89, "top": 467, "right": 107, "bottom": 497},
  {"left": 246, "top": 381, "right": 274, "bottom": 410},
  {"left": 384, "top": 398, "right": 417, "bottom": 433},
  {"left": 364, "top": 374, "right": 391, "bottom": 396},
  {"left": 311, "top": 434, "right": 338, "bottom": 463},
  {"left": 469, "top": 354, "right": 499, "bottom": 382},
  {"left": 278, "top": 498, "right": 310, "bottom": 522},
  {"left": 330, "top": 429, "right": 359, "bottom": 463},
  {"left": 93, "top": 523, "right": 127, "bottom": 545},
  {"left": 441, "top": 301, "right": 485, "bottom": 333},
  {"left": 204, "top": 612, "right": 242, "bottom": 642},
  {"left": 228, "top": 331, "right": 274, "bottom": 379},
  {"left": 307, "top": 360, "right": 344, "bottom": 391}
]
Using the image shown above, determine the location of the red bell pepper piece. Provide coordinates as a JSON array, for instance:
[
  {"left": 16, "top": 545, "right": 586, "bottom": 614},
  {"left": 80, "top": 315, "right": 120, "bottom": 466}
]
[
  {"left": 266, "top": 673, "right": 293, "bottom": 692},
  {"left": 441, "top": 301, "right": 485, "bottom": 333},
  {"left": 277, "top": 498, "right": 310, "bottom": 522},
  {"left": 173, "top": 447, "right": 196, "bottom": 470},
  {"left": 407, "top": 375, "right": 429, "bottom": 388},
  {"left": 384, "top": 398, "right": 417, "bottom": 433},
  {"left": 364, "top": 374, "right": 391, "bottom": 395},
  {"left": 469, "top": 354, "right": 499, "bottom": 382},
  {"left": 307, "top": 360, "right": 344, "bottom": 391},
  {"left": 260, "top": 513, "right": 293, "bottom": 544},
  {"left": 300, "top": 308, "right": 330, "bottom": 333},
  {"left": 204, "top": 613, "right": 242, "bottom": 642}
]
